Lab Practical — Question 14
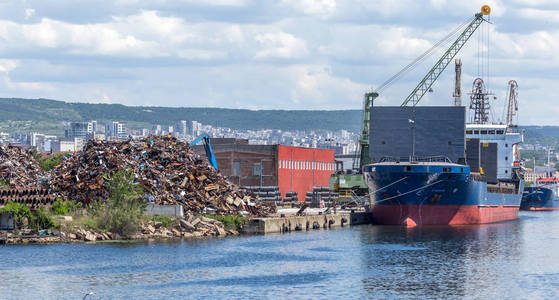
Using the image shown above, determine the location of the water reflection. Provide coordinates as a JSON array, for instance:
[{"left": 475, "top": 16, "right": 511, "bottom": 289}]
[{"left": 358, "top": 222, "right": 522, "bottom": 299}]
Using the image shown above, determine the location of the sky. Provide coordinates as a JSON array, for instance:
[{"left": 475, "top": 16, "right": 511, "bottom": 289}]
[{"left": 0, "top": 0, "right": 557, "bottom": 125}]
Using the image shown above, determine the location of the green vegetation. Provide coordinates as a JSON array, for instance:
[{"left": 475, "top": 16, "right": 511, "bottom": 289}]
[
  {"left": 0, "top": 98, "right": 362, "bottom": 133},
  {"left": 0, "top": 201, "right": 57, "bottom": 230},
  {"left": 37, "top": 154, "right": 66, "bottom": 171},
  {"left": 520, "top": 149, "right": 557, "bottom": 170},
  {"left": 91, "top": 169, "right": 146, "bottom": 237},
  {"left": 0, "top": 178, "right": 9, "bottom": 189},
  {"left": 204, "top": 214, "right": 247, "bottom": 230},
  {"left": 51, "top": 198, "right": 82, "bottom": 215},
  {"left": 32, "top": 207, "right": 57, "bottom": 231},
  {"left": 0, "top": 201, "right": 32, "bottom": 229},
  {"left": 144, "top": 215, "right": 176, "bottom": 228},
  {"left": 30, "top": 151, "right": 67, "bottom": 171}
]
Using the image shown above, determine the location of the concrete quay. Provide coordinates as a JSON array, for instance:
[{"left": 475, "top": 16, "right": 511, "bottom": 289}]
[{"left": 242, "top": 211, "right": 373, "bottom": 234}]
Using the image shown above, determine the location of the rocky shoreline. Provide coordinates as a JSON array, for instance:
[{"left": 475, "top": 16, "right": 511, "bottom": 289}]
[{"left": 0, "top": 214, "right": 241, "bottom": 245}]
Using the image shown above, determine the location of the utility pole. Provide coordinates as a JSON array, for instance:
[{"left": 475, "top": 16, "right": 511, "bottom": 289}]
[{"left": 453, "top": 59, "right": 462, "bottom": 106}]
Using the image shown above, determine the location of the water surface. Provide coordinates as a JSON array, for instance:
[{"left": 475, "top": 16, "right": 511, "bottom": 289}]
[{"left": 1, "top": 211, "right": 558, "bottom": 299}]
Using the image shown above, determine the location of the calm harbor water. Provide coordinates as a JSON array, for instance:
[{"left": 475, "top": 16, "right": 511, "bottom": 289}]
[{"left": 1, "top": 211, "right": 559, "bottom": 299}]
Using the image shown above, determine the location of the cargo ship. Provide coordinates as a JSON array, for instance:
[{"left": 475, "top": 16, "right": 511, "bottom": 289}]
[
  {"left": 363, "top": 107, "right": 525, "bottom": 226},
  {"left": 521, "top": 178, "right": 559, "bottom": 211}
]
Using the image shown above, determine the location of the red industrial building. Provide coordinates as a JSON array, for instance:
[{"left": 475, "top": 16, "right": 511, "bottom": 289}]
[
  {"left": 277, "top": 145, "right": 334, "bottom": 201},
  {"left": 193, "top": 139, "right": 335, "bottom": 201}
]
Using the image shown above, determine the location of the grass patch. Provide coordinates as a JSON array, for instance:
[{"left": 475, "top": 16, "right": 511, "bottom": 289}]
[
  {"left": 31, "top": 151, "right": 67, "bottom": 171},
  {"left": 51, "top": 198, "right": 82, "bottom": 215},
  {"left": 58, "top": 214, "right": 98, "bottom": 233},
  {"left": 92, "top": 169, "right": 146, "bottom": 237},
  {"left": 143, "top": 215, "right": 177, "bottom": 228},
  {"left": 32, "top": 207, "right": 58, "bottom": 231},
  {"left": 204, "top": 215, "right": 247, "bottom": 230},
  {"left": 0, "top": 178, "right": 9, "bottom": 189}
]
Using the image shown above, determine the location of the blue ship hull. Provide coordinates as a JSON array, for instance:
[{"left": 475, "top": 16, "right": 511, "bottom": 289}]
[
  {"left": 363, "top": 162, "right": 524, "bottom": 225},
  {"left": 521, "top": 187, "right": 559, "bottom": 210}
]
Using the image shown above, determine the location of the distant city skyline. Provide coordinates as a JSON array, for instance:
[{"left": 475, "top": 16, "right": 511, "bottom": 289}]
[{"left": 0, "top": 119, "right": 359, "bottom": 155}]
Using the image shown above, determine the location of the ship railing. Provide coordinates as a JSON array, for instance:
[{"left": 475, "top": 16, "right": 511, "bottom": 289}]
[{"left": 378, "top": 155, "right": 452, "bottom": 164}]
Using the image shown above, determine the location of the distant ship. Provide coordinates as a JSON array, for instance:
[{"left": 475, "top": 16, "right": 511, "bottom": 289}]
[
  {"left": 521, "top": 178, "right": 559, "bottom": 211},
  {"left": 364, "top": 120, "right": 525, "bottom": 226}
]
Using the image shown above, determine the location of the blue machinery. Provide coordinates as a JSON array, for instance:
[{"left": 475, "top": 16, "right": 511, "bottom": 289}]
[{"left": 189, "top": 134, "right": 219, "bottom": 171}]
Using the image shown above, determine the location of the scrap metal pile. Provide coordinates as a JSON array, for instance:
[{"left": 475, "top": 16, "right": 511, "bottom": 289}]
[
  {"left": 0, "top": 145, "right": 45, "bottom": 188},
  {"left": 44, "top": 136, "right": 275, "bottom": 216}
]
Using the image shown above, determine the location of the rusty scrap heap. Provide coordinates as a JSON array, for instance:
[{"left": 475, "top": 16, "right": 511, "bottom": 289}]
[
  {"left": 45, "top": 136, "right": 275, "bottom": 216},
  {"left": 0, "top": 145, "right": 45, "bottom": 188}
]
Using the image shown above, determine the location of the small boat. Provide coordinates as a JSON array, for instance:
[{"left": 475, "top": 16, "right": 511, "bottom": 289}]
[{"left": 521, "top": 178, "right": 559, "bottom": 211}]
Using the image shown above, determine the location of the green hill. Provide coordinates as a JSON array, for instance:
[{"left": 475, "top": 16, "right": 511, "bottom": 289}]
[
  {"left": 2, "top": 98, "right": 559, "bottom": 146},
  {"left": 0, "top": 98, "right": 362, "bottom": 135}
]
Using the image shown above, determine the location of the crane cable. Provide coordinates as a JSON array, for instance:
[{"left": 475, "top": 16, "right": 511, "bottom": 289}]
[{"left": 375, "top": 16, "right": 475, "bottom": 94}]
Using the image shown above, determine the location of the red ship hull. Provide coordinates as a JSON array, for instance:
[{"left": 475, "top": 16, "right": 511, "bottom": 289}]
[{"left": 371, "top": 204, "right": 520, "bottom": 226}]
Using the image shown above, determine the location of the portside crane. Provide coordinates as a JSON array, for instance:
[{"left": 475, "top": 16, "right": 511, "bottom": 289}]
[
  {"left": 329, "top": 5, "right": 491, "bottom": 197},
  {"left": 190, "top": 133, "right": 218, "bottom": 171},
  {"left": 401, "top": 6, "right": 490, "bottom": 107}
]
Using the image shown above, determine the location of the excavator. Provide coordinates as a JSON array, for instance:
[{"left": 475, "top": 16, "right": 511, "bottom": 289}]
[
  {"left": 329, "top": 5, "right": 491, "bottom": 198},
  {"left": 190, "top": 133, "right": 218, "bottom": 171}
]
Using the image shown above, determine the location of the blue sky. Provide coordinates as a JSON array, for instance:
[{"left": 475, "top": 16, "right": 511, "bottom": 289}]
[{"left": 0, "top": 0, "right": 557, "bottom": 124}]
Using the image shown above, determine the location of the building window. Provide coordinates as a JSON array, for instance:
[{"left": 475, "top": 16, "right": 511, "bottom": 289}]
[
  {"left": 480, "top": 130, "right": 488, "bottom": 134},
  {"left": 474, "top": 130, "right": 479, "bottom": 134},
  {"left": 466, "top": 130, "right": 473, "bottom": 134},
  {"left": 497, "top": 130, "right": 504, "bottom": 134},
  {"left": 505, "top": 156, "right": 508, "bottom": 161},
  {"left": 253, "top": 163, "right": 262, "bottom": 176},
  {"left": 234, "top": 161, "right": 240, "bottom": 176}
]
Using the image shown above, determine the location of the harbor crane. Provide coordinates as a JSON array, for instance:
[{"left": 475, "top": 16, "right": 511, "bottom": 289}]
[
  {"left": 401, "top": 5, "right": 490, "bottom": 107},
  {"left": 505, "top": 80, "right": 519, "bottom": 127},
  {"left": 330, "top": 5, "right": 491, "bottom": 196}
]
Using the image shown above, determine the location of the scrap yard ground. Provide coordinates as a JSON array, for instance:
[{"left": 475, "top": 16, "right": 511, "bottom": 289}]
[{"left": 0, "top": 136, "right": 360, "bottom": 245}]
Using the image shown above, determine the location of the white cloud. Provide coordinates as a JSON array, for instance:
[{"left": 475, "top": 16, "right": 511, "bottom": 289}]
[
  {"left": 0, "top": 59, "right": 18, "bottom": 73},
  {"left": 24, "top": 8, "right": 35, "bottom": 20},
  {"left": 0, "top": 0, "right": 554, "bottom": 126},
  {"left": 281, "top": 0, "right": 336, "bottom": 16},
  {"left": 519, "top": 8, "right": 559, "bottom": 23},
  {"left": 255, "top": 32, "right": 309, "bottom": 59}
]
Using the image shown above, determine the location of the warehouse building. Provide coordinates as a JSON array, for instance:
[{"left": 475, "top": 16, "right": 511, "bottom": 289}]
[{"left": 193, "top": 138, "right": 334, "bottom": 202}]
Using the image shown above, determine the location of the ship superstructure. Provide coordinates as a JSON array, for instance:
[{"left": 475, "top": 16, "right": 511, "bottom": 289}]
[{"left": 466, "top": 124, "right": 523, "bottom": 181}]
